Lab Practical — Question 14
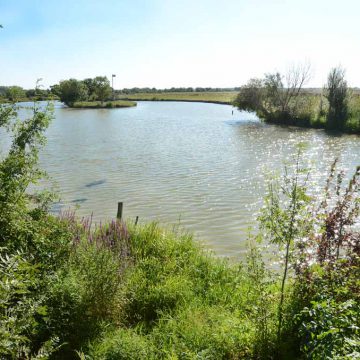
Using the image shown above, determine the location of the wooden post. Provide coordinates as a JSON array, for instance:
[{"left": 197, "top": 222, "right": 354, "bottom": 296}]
[
  {"left": 135, "top": 216, "right": 139, "bottom": 226},
  {"left": 117, "top": 202, "right": 123, "bottom": 220}
]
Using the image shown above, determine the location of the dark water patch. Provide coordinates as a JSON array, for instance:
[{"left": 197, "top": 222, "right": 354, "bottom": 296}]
[
  {"left": 85, "top": 179, "right": 106, "bottom": 188},
  {"left": 71, "top": 198, "right": 88, "bottom": 203},
  {"left": 226, "top": 119, "right": 263, "bottom": 127}
]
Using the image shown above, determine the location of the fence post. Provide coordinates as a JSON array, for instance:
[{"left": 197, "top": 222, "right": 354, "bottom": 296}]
[{"left": 117, "top": 202, "right": 123, "bottom": 220}]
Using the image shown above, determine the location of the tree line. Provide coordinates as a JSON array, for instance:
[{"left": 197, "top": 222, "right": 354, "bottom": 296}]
[
  {"left": 116, "top": 87, "right": 240, "bottom": 94},
  {"left": 0, "top": 85, "right": 51, "bottom": 101}
]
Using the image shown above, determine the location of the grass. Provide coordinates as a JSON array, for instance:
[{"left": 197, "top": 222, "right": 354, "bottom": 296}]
[
  {"left": 61, "top": 221, "right": 278, "bottom": 359},
  {"left": 117, "top": 91, "right": 238, "bottom": 105},
  {"left": 72, "top": 100, "right": 137, "bottom": 109},
  {"left": 3, "top": 209, "right": 359, "bottom": 359}
]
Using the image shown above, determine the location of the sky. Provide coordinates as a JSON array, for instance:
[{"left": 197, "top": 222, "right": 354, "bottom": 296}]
[{"left": 1, "top": 0, "right": 360, "bottom": 89}]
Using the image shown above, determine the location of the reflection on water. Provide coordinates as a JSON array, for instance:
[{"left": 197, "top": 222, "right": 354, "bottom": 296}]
[{"left": 6, "top": 101, "right": 360, "bottom": 257}]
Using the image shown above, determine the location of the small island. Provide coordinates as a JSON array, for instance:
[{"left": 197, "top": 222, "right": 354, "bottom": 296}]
[
  {"left": 72, "top": 100, "right": 137, "bottom": 109},
  {"left": 51, "top": 76, "right": 137, "bottom": 109}
]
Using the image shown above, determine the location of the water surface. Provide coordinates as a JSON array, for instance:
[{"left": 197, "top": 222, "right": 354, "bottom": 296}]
[{"left": 10, "top": 101, "right": 360, "bottom": 256}]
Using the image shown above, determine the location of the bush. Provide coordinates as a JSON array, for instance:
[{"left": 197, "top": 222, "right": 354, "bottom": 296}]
[
  {"left": 325, "top": 67, "right": 349, "bottom": 130},
  {"left": 88, "top": 328, "right": 157, "bottom": 360},
  {"left": 299, "top": 298, "right": 360, "bottom": 359},
  {"left": 0, "top": 251, "right": 59, "bottom": 358},
  {"left": 58, "top": 79, "right": 88, "bottom": 106}
]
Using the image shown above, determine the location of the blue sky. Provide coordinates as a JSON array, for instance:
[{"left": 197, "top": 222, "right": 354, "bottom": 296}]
[{"left": 1, "top": 0, "right": 359, "bottom": 89}]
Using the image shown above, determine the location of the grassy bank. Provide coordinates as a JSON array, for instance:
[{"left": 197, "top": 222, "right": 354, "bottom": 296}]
[
  {"left": 117, "top": 91, "right": 237, "bottom": 105},
  {"left": 253, "top": 93, "right": 360, "bottom": 134},
  {"left": 72, "top": 100, "right": 137, "bottom": 109},
  {"left": 235, "top": 66, "right": 360, "bottom": 134},
  {"left": 3, "top": 201, "right": 359, "bottom": 359}
]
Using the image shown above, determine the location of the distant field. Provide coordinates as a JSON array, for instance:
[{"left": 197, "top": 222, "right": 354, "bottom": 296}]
[
  {"left": 72, "top": 100, "right": 137, "bottom": 109},
  {"left": 117, "top": 91, "right": 238, "bottom": 105}
]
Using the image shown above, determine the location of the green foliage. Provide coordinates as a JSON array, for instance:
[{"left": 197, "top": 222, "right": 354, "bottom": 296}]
[
  {"left": 88, "top": 328, "right": 157, "bottom": 360},
  {"left": 300, "top": 299, "right": 360, "bottom": 359},
  {"left": 43, "top": 241, "right": 123, "bottom": 357},
  {"left": 325, "top": 66, "right": 349, "bottom": 129},
  {"left": 87, "top": 223, "right": 276, "bottom": 359},
  {"left": 259, "top": 149, "right": 312, "bottom": 342},
  {"left": 244, "top": 241, "right": 278, "bottom": 355},
  {"left": 235, "top": 65, "right": 312, "bottom": 126},
  {"left": 49, "top": 84, "right": 61, "bottom": 98},
  {"left": 0, "top": 100, "right": 72, "bottom": 357},
  {"left": 5, "top": 86, "right": 26, "bottom": 101},
  {"left": 235, "top": 65, "right": 360, "bottom": 133},
  {"left": 0, "top": 101, "right": 55, "bottom": 251},
  {"left": 72, "top": 100, "right": 136, "bottom": 109},
  {"left": 55, "top": 76, "right": 113, "bottom": 107},
  {"left": 92, "top": 76, "right": 112, "bottom": 103},
  {"left": 149, "top": 304, "right": 254, "bottom": 359},
  {"left": 296, "top": 260, "right": 360, "bottom": 359},
  {"left": 58, "top": 79, "right": 88, "bottom": 106},
  {"left": 81, "top": 77, "right": 112, "bottom": 102},
  {"left": 0, "top": 251, "right": 49, "bottom": 357},
  {"left": 233, "top": 78, "right": 265, "bottom": 114}
]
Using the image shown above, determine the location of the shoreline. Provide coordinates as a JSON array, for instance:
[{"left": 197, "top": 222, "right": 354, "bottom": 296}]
[{"left": 71, "top": 100, "right": 137, "bottom": 109}]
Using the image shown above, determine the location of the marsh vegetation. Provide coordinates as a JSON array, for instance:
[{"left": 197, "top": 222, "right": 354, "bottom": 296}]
[{"left": 234, "top": 65, "right": 360, "bottom": 133}]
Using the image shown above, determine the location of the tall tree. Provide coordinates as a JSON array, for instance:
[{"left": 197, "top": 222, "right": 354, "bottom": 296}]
[
  {"left": 92, "top": 76, "right": 112, "bottom": 103},
  {"left": 325, "top": 66, "right": 348, "bottom": 129}
]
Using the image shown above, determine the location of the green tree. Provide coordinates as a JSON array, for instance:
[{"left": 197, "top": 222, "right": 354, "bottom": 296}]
[
  {"left": 234, "top": 78, "right": 266, "bottom": 115},
  {"left": 259, "top": 147, "right": 312, "bottom": 342},
  {"left": 92, "top": 76, "right": 112, "bottom": 103},
  {"left": 25, "top": 89, "right": 36, "bottom": 98},
  {"left": 58, "top": 79, "right": 88, "bottom": 106},
  {"left": 325, "top": 66, "right": 348, "bottom": 129},
  {"left": 83, "top": 78, "right": 97, "bottom": 99},
  {"left": 6, "top": 86, "right": 26, "bottom": 101},
  {"left": 0, "top": 101, "right": 53, "bottom": 248},
  {"left": 50, "top": 84, "right": 61, "bottom": 97}
]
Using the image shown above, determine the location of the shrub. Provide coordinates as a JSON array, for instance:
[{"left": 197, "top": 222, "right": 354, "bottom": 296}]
[
  {"left": 299, "top": 292, "right": 360, "bottom": 359},
  {"left": 58, "top": 79, "right": 88, "bottom": 106},
  {"left": 88, "top": 328, "right": 157, "bottom": 360},
  {"left": 325, "top": 67, "right": 349, "bottom": 130}
]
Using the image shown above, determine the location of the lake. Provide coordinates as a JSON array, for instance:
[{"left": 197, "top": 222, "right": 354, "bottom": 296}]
[{"left": 10, "top": 101, "right": 360, "bottom": 257}]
